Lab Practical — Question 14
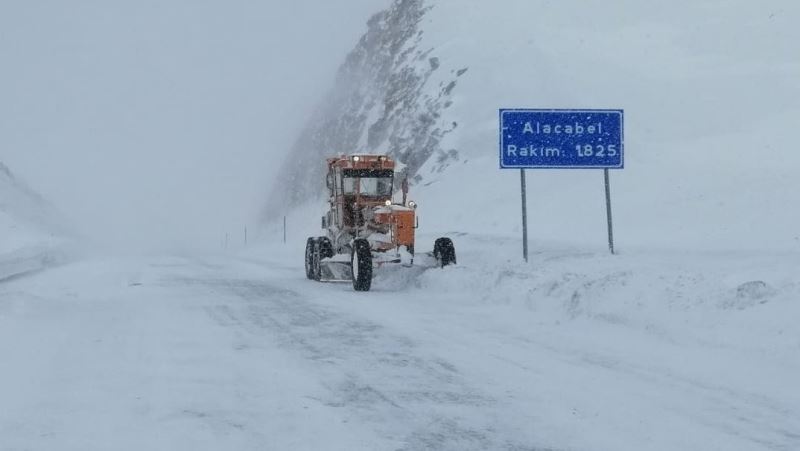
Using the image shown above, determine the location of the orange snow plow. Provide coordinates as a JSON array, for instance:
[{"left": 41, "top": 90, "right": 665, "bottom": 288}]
[{"left": 305, "top": 154, "right": 456, "bottom": 291}]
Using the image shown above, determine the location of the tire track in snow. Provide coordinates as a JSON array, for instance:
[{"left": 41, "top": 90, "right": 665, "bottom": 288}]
[{"left": 169, "top": 272, "right": 556, "bottom": 451}]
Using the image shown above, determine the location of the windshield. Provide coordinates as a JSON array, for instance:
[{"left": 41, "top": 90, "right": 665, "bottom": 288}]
[
  {"left": 342, "top": 168, "right": 394, "bottom": 196},
  {"left": 361, "top": 177, "right": 393, "bottom": 196},
  {"left": 343, "top": 176, "right": 393, "bottom": 196}
]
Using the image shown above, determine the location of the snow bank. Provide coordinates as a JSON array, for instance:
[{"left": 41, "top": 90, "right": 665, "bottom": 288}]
[
  {"left": 0, "top": 162, "right": 74, "bottom": 280},
  {"left": 414, "top": 235, "right": 800, "bottom": 355}
]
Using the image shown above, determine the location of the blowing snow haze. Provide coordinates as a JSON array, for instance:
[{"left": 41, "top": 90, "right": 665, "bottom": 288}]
[{"left": 0, "top": 0, "right": 387, "bottom": 252}]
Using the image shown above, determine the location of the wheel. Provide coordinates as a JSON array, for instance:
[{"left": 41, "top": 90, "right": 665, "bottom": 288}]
[
  {"left": 433, "top": 237, "right": 456, "bottom": 267},
  {"left": 304, "top": 237, "right": 315, "bottom": 279},
  {"left": 351, "top": 239, "right": 373, "bottom": 291}
]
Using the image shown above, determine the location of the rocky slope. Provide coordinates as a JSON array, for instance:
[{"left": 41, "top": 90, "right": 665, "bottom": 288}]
[{"left": 264, "top": 0, "right": 465, "bottom": 217}]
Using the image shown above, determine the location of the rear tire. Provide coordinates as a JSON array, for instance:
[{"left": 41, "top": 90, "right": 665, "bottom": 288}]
[
  {"left": 304, "top": 238, "right": 315, "bottom": 279},
  {"left": 311, "top": 239, "right": 322, "bottom": 281},
  {"left": 433, "top": 237, "right": 456, "bottom": 267},
  {"left": 351, "top": 239, "right": 373, "bottom": 291}
]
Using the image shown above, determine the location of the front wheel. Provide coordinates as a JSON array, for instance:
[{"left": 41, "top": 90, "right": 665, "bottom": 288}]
[
  {"left": 433, "top": 237, "right": 456, "bottom": 267},
  {"left": 351, "top": 239, "right": 373, "bottom": 291}
]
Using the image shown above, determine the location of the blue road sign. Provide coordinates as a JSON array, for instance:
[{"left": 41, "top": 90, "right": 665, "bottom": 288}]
[{"left": 500, "top": 109, "right": 624, "bottom": 169}]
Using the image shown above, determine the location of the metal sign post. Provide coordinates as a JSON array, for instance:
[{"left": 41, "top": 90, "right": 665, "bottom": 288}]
[
  {"left": 604, "top": 168, "right": 615, "bottom": 254},
  {"left": 520, "top": 169, "right": 528, "bottom": 263},
  {"left": 500, "top": 109, "right": 624, "bottom": 257}
]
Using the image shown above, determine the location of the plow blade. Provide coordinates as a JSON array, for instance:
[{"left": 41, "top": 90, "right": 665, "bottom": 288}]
[
  {"left": 317, "top": 248, "right": 453, "bottom": 283},
  {"left": 319, "top": 260, "right": 352, "bottom": 282}
]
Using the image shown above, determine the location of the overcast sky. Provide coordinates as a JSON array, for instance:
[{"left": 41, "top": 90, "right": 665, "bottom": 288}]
[{"left": 0, "top": 0, "right": 387, "bottom": 252}]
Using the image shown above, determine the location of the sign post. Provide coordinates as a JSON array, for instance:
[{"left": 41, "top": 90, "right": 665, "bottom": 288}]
[
  {"left": 500, "top": 109, "right": 624, "bottom": 258},
  {"left": 604, "top": 168, "right": 615, "bottom": 254},
  {"left": 520, "top": 169, "right": 528, "bottom": 262}
]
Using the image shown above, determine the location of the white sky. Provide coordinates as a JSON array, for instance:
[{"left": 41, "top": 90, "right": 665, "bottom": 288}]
[{"left": 0, "top": 0, "right": 388, "bottom": 252}]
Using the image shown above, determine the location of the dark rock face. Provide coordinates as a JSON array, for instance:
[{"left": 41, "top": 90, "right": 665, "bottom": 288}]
[{"left": 264, "top": 0, "right": 462, "bottom": 218}]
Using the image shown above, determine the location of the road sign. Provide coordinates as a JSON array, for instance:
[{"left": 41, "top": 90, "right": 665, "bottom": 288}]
[
  {"left": 500, "top": 109, "right": 624, "bottom": 259},
  {"left": 500, "top": 109, "right": 624, "bottom": 169}
]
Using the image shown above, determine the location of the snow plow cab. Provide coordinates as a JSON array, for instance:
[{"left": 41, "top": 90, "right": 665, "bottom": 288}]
[{"left": 305, "top": 154, "right": 456, "bottom": 291}]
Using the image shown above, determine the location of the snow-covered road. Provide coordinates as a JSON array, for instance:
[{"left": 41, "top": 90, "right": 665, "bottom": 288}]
[{"left": 1, "top": 243, "right": 798, "bottom": 450}]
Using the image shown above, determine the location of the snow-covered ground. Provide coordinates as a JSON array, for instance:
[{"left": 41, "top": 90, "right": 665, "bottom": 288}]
[{"left": 2, "top": 237, "right": 798, "bottom": 450}]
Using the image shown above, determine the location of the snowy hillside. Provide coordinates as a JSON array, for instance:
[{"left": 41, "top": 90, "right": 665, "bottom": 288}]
[
  {"left": 267, "top": 0, "right": 799, "bottom": 252},
  {"left": 0, "top": 161, "right": 72, "bottom": 279}
]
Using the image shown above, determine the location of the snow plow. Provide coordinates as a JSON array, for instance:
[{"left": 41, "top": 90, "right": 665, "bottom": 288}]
[{"left": 305, "top": 154, "right": 456, "bottom": 291}]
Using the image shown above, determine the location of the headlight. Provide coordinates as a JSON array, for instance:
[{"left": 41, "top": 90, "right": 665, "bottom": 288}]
[
  {"left": 408, "top": 201, "right": 417, "bottom": 209},
  {"left": 385, "top": 200, "right": 392, "bottom": 206},
  {"left": 352, "top": 156, "right": 361, "bottom": 162}
]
